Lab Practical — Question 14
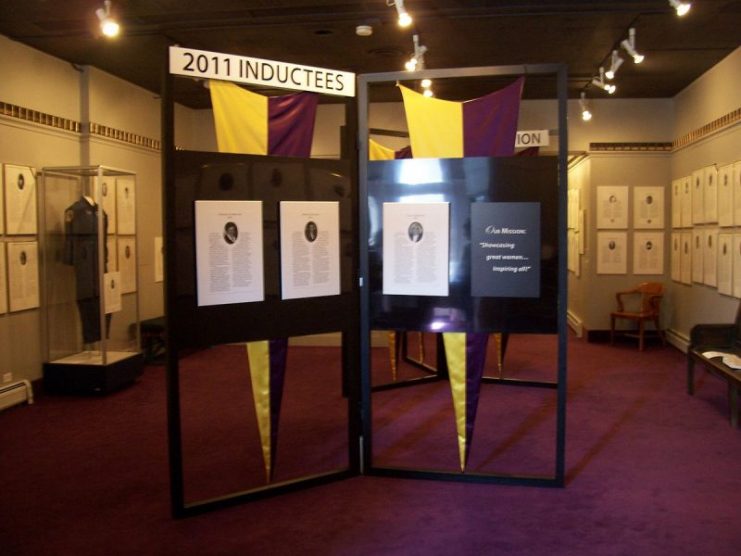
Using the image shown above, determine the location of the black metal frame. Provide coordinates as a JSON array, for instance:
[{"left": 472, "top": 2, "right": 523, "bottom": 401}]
[
  {"left": 162, "top": 48, "right": 361, "bottom": 518},
  {"left": 357, "top": 64, "right": 568, "bottom": 486}
]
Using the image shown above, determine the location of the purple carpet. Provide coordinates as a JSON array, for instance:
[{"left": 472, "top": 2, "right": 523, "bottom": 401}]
[{"left": 1, "top": 333, "right": 739, "bottom": 555}]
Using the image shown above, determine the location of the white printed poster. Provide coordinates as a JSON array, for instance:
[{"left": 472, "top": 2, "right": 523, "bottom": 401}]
[
  {"left": 95, "top": 177, "right": 117, "bottom": 234},
  {"left": 692, "top": 229, "right": 703, "bottom": 283},
  {"left": 681, "top": 231, "right": 692, "bottom": 285},
  {"left": 734, "top": 162, "right": 741, "bottom": 226},
  {"left": 195, "top": 200, "right": 264, "bottom": 307},
  {"left": 382, "top": 202, "right": 449, "bottom": 296},
  {"left": 7, "top": 241, "right": 39, "bottom": 312},
  {"left": 671, "top": 232, "right": 681, "bottom": 282},
  {"left": 703, "top": 228, "right": 718, "bottom": 287},
  {"left": 633, "top": 231, "right": 664, "bottom": 275},
  {"left": 596, "top": 231, "right": 627, "bottom": 275},
  {"left": 117, "top": 237, "right": 137, "bottom": 294},
  {"left": 717, "top": 164, "right": 734, "bottom": 227},
  {"left": 691, "top": 169, "right": 704, "bottom": 224},
  {"left": 703, "top": 165, "right": 718, "bottom": 223},
  {"left": 680, "top": 176, "right": 692, "bottom": 228},
  {"left": 154, "top": 236, "right": 164, "bottom": 283},
  {"left": 104, "top": 271, "right": 122, "bottom": 314},
  {"left": 0, "top": 243, "right": 6, "bottom": 314},
  {"left": 4, "top": 164, "right": 37, "bottom": 235},
  {"left": 717, "top": 234, "right": 733, "bottom": 296},
  {"left": 733, "top": 234, "right": 741, "bottom": 298},
  {"left": 633, "top": 186, "right": 664, "bottom": 229},
  {"left": 596, "top": 185, "right": 628, "bottom": 229},
  {"left": 116, "top": 176, "right": 136, "bottom": 234},
  {"left": 671, "top": 179, "right": 681, "bottom": 229},
  {"left": 279, "top": 201, "right": 340, "bottom": 300}
]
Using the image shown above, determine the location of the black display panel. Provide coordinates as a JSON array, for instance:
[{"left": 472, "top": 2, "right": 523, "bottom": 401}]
[
  {"left": 368, "top": 156, "right": 558, "bottom": 334},
  {"left": 171, "top": 151, "right": 356, "bottom": 347}
]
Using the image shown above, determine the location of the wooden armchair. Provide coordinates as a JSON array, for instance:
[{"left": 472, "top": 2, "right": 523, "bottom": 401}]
[{"left": 610, "top": 282, "right": 666, "bottom": 351}]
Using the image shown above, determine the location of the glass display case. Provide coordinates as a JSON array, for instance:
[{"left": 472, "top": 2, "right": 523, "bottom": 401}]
[{"left": 39, "top": 166, "right": 142, "bottom": 394}]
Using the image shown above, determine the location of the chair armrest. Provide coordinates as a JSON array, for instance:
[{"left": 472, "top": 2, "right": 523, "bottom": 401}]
[
  {"left": 615, "top": 290, "right": 638, "bottom": 312},
  {"left": 689, "top": 323, "right": 736, "bottom": 349}
]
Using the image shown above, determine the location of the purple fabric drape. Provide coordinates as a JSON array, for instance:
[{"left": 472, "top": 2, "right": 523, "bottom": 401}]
[
  {"left": 268, "top": 92, "right": 319, "bottom": 157},
  {"left": 462, "top": 77, "right": 524, "bottom": 157}
]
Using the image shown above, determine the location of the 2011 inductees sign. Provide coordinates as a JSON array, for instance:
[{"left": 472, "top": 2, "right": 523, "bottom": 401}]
[{"left": 471, "top": 202, "right": 541, "bottom": 297}]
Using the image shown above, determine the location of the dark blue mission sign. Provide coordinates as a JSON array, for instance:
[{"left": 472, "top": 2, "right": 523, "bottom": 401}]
[{"left": 471, "top": 202, "right": 541, "bottom": 298}]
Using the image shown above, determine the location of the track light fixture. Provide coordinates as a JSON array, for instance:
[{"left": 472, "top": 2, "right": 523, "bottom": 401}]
[
  {"left": 388, "top": 0, "right": 413, "bottom": 28},
  {"left": 592, "top": 67, "right": 616, "bottom": 94},
  {"left": 579, "top": 92, "right": 592, "bottom": 121},
  {"left": 96, "top": 0, "right": 120, "bottom": 38},
  {"left": 621, "top": 28, "right": 644, "bottom": 64},
  {"left": 421, "top": 78, "right": 433, "bottom": 97},
  {"left": 605, "top": 50, "right": 624, "bottom": 80},
  {"left": 668, "top": 0, "right": 691, "bottom": 16},
  {"left": 405, "top": 34, "right": 427, "bottom": 71}
]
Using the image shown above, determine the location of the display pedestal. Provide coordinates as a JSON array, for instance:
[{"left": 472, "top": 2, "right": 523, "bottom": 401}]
[{"left": 43, "top": 352, "right": 143, "bottom": 394}]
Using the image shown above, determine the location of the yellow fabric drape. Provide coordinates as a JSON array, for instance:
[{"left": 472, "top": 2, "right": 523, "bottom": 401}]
[
  {"left": 399, "top": 85, "right": 464, "bottom": 159},
  {"left": 209, "top": 80, "right": 268, "bottom": 155},
  {"left": 369, "top": 138, "right": 397, "bottom": 161},
  {"left": 443, "top": 333, "right": 468, "bottom": 471},
  {"left": 246, "top": 341, "right": 272, "bottom": 481}
]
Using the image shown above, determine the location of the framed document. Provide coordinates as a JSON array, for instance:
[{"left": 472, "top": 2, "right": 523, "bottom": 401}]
[
  {"left": 734, "top": 234, "right": 741, "bottom": 298},
  {"left": 154, "top": 236, "right": 164, "bottom": 283},
  {"left": 733, "top": 162, "right": 741, "bottom": 226},
  {"left": 703, "top": 165, "right": 718, "bottom": 223},
  {"left": 104, "top": 271, "right": 122, "bottom": 314},
  {"left": 7, "top": 241, "right": 39, "bottom": 312},
  {"left": 117, "top": 237, "right": 137, "bottom": 294},
  {"left": 702, "top": 166, "right": 718, "bottom": 223},
  {"left": 703, "top": 228, "right": 718, "bottom": 287},
  {"left": 0, "top": 243, "right": 6, "bottom": 314},
  {"left": 194, "top": 200, "right": 264, "bottom": 307},
  {"left": 633, "top": 186, "right": 664, "bottom": 229},
  {"left": 3, "top": 164, "right": 37, "bottom": 235},
  {"left": 116, "top": 176, "right": 136, "bottom": 234},
  {"left": 596, "top": 231, "right": 627, "bottom": 275},
  {"left": 671, "top": 179, "right": 681, "bottom": 229},
  {"left": 382, "top": 202, "right": 450, "bottom": 296},
  {"left": 107, "top": 237, "right": 118, "bottom": 271},
  {"left": 680, "top": 231, "right": 692, "bottom": 285},
  {"left": 717, "top": 164, "right": 734, "bottom": 227},
  {"left": 578, "top": 210, "right": 586, "bottom": 254},
  {"left": 596, "top": 185, "right": 628, "bottom": 229},
  {"left": 692, "top": 229, "right": 704, "bottom": 283},
  {"left": 691, "top": 169, "right": 704, "bottom": 224},
  {"left": 671, "top": 232, "right": 681, "bottom": 282},
  {"left": 680, "top": 176, "right": 692, "bottom": 228},
  {"left": 279, "top": 201, "right": 341, "bottom": 300},
  {"left": 95, "top": 176, "right": 117, "bottom": 234},
  {"left": 634, "top": 231, "right": 664, "bottom": 275},
  {"left": 717, "top": 234, "right": 733, "bottom": 296}
]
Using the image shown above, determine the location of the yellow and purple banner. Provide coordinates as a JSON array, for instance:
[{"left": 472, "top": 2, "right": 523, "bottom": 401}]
[
  {"left": 400, "top": 77, "right": 524, "bottom": 159},
  {"left": 210, "top": 79, "right": 318, "bottom": 157},
  {"left": 400, "top": 78, "right": 524, "bottom": 471},
  {"left": 210, "top": 79, "right": 318, "bottom": 481}
]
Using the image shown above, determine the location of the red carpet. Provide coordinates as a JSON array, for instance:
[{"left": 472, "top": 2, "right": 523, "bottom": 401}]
[{"left": 1, "top": 333, "right": 739, "bottom": 555}]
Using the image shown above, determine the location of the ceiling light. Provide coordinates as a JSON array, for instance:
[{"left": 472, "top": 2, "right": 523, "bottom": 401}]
[
  {"left": 421, "top": 78, "right": 432, "bottom": 89},
  {"left": 423, "top": 89, "right": 434, "bottom": 98},
  {"left": 96, "top": 1, "right": 120, "bottom": 38},
  {"left": 668, "top": 0, "right": 691, "bottom": 16},
  {"left": 389, "top": 0, "right": 413, "bottom": 28},
  {"left": 405, "top": 34, "right": 427, "bottom": 72},
  {"left": 356, "top": 25, "right": 373, "bottom": 37},
  {"left": 579, "top": 92, "right": 592, "bottom": 121},
  {"left": 592, "top": 67, "right": 616, "bottom": 94},
  {"left": 605, "top": 50, "right": 624, "bottom": 80},
  {"left": 621, "top": 28, "right": 644, "bottom": 64}
]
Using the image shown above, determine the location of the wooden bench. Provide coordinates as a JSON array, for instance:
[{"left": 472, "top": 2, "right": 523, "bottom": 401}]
[{"left": 687, "top": 308, "right": 741, "bottom": 428}]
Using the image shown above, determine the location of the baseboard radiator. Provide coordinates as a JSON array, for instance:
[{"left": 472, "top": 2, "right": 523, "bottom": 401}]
[{"left": 0, "top": 380, "right": 34, "bottom": 412}]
